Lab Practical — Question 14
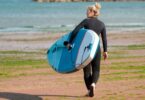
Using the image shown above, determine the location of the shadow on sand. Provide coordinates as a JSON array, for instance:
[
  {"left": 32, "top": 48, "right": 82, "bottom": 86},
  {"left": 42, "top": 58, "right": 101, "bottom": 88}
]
[
  {"left": 0, "top": 92, "right": 42, "bottom": 100},
  {"left": 38, "top": 94, "right": 86, "bottom": 98},
  {"left": 0, "top": 92, "right": 87, "bottom": 100}
]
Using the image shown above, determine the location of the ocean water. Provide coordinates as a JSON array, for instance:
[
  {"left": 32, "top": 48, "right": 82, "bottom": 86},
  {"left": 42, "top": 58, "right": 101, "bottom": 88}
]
[{"left": 0, "top": 0, "right": 145, "bottom": 33}]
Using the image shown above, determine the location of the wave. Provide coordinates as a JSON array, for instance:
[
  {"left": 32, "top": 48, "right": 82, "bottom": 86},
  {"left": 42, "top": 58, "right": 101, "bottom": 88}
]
[
  {"left": 0, "top": 24, "right": 75, "bottom": 33},
  {"left": 107, "top": 23, "right": 145, "bottom": 28},
  {"left": 0, "top": 23, "right": 145, "bottom": 33}
]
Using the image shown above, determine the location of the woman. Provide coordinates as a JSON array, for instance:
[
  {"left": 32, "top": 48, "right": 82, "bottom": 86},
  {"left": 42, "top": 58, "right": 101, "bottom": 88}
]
[{"left": 64, "top": 2, "right": 108, "bottom": 97}]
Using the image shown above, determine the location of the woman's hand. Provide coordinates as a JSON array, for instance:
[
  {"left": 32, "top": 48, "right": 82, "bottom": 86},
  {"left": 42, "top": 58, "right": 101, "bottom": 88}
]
[
  {"left": 103, "top": 52, "right": 108, "bottom": 60},
  {"left": 63, "top": 41, "right": 72, "bottom": 50}
]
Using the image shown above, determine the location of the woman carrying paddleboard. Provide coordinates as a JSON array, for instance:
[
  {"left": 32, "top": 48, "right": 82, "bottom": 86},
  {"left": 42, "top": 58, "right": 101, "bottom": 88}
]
[{"left": 64, "top": 2, "right": 108, "bottom": 97}]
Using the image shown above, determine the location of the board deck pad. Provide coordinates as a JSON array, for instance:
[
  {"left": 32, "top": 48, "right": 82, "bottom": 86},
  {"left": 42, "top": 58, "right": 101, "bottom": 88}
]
[{"left": 47, "top": 29, "right": 99, "bottom": 73}]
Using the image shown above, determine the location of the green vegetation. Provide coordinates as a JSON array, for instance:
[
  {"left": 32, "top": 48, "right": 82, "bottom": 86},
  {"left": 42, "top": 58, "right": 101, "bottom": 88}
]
[
  {"left": 109, "top": 44, "right": 145, "bottom": 50},
  {"left": 0, "top": 50, "right": 49, "bottom": 79},
  {"left": 0, "top": 44, "right": 145, "bottom": 81},
  {"left": 127, "top": 44, "right": 145, "bottom": 50},
  {"left": 101, "top": 44, "right": 145, "bottom": 81}
]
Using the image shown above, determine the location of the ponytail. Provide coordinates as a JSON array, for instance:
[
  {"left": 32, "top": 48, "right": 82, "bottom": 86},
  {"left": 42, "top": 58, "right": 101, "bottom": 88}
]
[
  {"left": 88, "top": 2, "right": 101, "bottom": 17},
  {"left": 95, "top": 3, "right": 101, "bottom": 10}
]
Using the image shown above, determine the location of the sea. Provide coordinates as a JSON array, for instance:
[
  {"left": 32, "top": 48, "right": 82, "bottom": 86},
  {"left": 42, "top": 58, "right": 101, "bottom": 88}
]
[{"left": 0, "top": 0, "right": 145, "bottom": 34}]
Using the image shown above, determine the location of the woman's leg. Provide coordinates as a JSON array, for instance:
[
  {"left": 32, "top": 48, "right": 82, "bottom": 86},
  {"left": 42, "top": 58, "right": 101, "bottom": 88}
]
[
  {"left": 89, "top": 48, "right": 101, "bottom": 97},
  {"left": 83, "top": 63, "right": 92, "bottom": 90},
  {"left": 91, "top": 48, "right": 101, "bottom": 84}
]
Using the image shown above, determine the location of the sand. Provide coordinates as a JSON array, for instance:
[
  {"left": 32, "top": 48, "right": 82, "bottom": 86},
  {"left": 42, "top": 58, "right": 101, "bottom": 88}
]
[
  {"left": 0, "top": 31, "right": 145, "bottom": 51},
  {"left": 0, "top": 31, "right": 145, "bottom": 100}
]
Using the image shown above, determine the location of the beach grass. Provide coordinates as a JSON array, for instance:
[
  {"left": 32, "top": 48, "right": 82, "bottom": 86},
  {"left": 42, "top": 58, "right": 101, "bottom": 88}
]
[
  {"left": 109, "top": 44, "right": 145, "bottom": 50},
  {"left": 0, "top": 44, "right": 145, "bottom": 81},
  {"left": 0, "top": 50, "right": 49, "bottom": 78}
]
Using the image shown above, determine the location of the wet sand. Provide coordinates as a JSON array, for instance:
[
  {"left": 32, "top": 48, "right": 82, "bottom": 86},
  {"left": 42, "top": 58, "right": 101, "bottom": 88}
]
[{"left": 0, "top": 31, "right": 145, "bottom": 51}]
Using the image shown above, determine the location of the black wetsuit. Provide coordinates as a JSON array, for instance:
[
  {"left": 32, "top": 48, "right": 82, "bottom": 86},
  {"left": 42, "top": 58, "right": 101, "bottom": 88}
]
[{"left": 69, "top": 17, "right": 107, "bottom": 90}]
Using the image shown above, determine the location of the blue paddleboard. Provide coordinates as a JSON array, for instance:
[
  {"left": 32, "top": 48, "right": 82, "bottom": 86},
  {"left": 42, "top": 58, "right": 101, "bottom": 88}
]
[{"left": 47, "top": 29, "right": 99, "bottom": 73}]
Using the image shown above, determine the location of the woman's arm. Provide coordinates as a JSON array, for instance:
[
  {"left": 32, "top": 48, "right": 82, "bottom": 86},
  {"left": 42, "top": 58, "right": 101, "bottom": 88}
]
[
  {"left": 101, "top": 24, "right": 108, "bottom": 60},
  {"left": 69, "top": 19, "right": 87, "bottom": 44},
  {"left": 101, "top": 24, "right": 107, "bottom": 52}
]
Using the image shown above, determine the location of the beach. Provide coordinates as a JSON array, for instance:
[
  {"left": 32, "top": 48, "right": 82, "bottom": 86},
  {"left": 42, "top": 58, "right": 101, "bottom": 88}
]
[
  {"left": 0, "top": 1, "right": 145, "bottom": 99},
  {"left": 0, "top": 30, "right": 145, "bottom": 100}
]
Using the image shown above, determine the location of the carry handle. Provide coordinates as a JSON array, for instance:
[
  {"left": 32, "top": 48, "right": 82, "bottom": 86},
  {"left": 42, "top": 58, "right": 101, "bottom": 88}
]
[
  {"left": 85, "top": 43, "right": 92, "bottom": 50},
  {"left": 52, "top": 44, "right": 65, "bottom": 53}
]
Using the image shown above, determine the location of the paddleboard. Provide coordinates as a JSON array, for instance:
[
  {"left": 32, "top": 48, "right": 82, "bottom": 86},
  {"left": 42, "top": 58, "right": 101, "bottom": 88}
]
[{"left": 47, "top": 28, "right": 99, "bottom": 73}]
